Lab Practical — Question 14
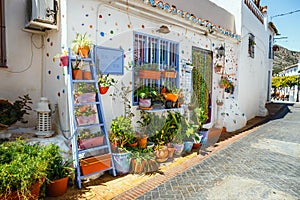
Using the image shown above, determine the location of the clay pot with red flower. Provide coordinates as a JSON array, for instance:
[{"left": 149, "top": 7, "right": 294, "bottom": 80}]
[{"left": 98, "top": 73, "right": 116, "bottom": 94}]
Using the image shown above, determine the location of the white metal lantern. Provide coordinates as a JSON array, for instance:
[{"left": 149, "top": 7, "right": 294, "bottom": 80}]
[{"left": 35, "top": 97, "right": 54, "bottom": 137}]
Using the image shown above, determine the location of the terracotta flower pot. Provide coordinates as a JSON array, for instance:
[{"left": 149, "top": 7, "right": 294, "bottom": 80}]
[
  {"left": 138, "top": 136, "right": 148, "bottom": 149},
  {"left": 46, "top": 176, "right": 69, "bottom": 197},
  {"left": 154, "top": 145, "right": 169, "bottom": 162},
  {"left": 78, "top": 46, "right": 90, "bottom": 58},
  {"left": 2, "top": 178, "right": 44, "bottom": 200},
  {"left": 83, "top": 71, "right": 92, "bottom": 80},
  {"left": 99, "top": 86, "right": 109, "bottom": 94},
  {"left": 72, "top": 69, "right": 83, "bottom": 80},
  {"left": 167, "top": 147, "right": 175, "bottom": 158}
]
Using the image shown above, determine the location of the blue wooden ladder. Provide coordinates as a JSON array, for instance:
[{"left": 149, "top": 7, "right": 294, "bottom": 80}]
[{"left": 67, "top": 47, "right": 116, "bottom": 188}]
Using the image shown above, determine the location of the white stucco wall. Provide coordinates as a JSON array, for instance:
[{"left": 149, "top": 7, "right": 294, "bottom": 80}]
[
  {"left": 0, "top": 0, "right": 44, "bottom": 127},
  {"left": 238, "top": 3, "right": 270, "bottom": 119}
]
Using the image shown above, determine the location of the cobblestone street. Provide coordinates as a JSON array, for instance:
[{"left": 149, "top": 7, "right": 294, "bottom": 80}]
[{"left": 136, "top": 104, "right": 300, "bottom": 200}]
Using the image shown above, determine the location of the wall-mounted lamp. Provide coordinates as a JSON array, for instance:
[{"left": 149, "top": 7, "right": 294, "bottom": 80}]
[
  {"left": 216, "top": 45, "right": 225, "bottom": 58},
  {"left": 157, "top": 25, "right": 170, "bottom": 34}
]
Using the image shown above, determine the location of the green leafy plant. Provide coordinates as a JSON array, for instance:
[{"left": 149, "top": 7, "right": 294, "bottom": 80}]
[
  {"left": 98, "top": 73, "right": 116, "bottom": 87},
  {"left": 135, "top": 63, "right": 159, "bottom": 71},
  {"left": 191, "top": 107, "right": 208, "bottom": 131},
  {"left": 0, "top": 140, "right": 57, "bottom": 199},
  {"left": 0, "top": 94, "right": 32, "bottom": 127},
  {"left": 71, "top": 56, "right": 84, "bottom": 70},
  {"left": 134, "top": 86, "right": 157, "bottom": 99},
  {"left": 148, "top": 111, "right": 182, "bottom": 146},
  {"left": 45, "top": 144, "right": 74, "bottom": 182},
  {"left": 71, "top": 32, "right": 93, "bottom": 54},
  {"left": 110, "top": 116, "right": 134, "bottom": 148}
]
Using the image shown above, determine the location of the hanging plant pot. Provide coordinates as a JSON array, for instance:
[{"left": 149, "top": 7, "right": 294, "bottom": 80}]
[
  {"left": 46, "top": 176, "right": 69, "bottom": 197},
  {"left": 80, "top": 154, "right": 111, "bottom": 175},
  {"left": 60, "top": 55, "right": 69, "bottom": 67},
  {"left": 78, "top": 46, "right": 90, "bottom": 58},
  {"left": 72, "top": 69, "right": 83, "bottom": 80},
  {"left": 99, "top": 86, "right": 110, "bottom": 94},
  {"left": 214, "top": 65, "right": 222, "bottom": 73}
]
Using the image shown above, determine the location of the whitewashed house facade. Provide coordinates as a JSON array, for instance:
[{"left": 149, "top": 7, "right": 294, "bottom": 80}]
[{"left": 0, "top": 0, "right": 276, "bottom": 139}]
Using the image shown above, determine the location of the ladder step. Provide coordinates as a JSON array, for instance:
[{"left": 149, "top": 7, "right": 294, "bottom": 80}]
[
  {"left": 78, "top": 145, "right": 110, "bottom": 154},
  {"left": 69, "top": 56, "right": 93, "bottom": 62},
  {"left": 76, "top": 123, "right": 105, "bottom": 129},
  {"left": 72, "top": 80, "right": 97, "bottom": 83},
  {"left": 79, "top": 167, "right": 114, "bottom": 179},
  {"left": 74, "top": 102, "right": 101, "bottom": 106}
]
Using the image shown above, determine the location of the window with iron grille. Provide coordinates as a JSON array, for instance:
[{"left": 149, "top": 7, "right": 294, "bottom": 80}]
[
  {"left": 0, "top": 0, "right": 7, "bottom": 67},
  {"left": 268, "top": 35, "right": 274, "bottom": 59},
  {"left": 248, "top": 33, "right": 255, "bottom": 58},
  {"left": 133, "top": 32, "right": 179, "bottom": 105}
]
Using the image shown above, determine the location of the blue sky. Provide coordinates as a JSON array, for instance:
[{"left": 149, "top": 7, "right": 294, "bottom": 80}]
[{"left": 260, "top": 0, "right": 300, "bottom": 52}]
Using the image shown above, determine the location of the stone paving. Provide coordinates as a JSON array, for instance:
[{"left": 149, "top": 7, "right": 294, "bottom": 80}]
[{"left": 136, "top": 105, "right": 300, "bottom": 200}]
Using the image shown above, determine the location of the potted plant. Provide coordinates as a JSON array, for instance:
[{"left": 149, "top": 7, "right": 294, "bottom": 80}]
[
  {"left": 0, "top": 94, "right": 32, "bottom": 129},
  {"left": 161, "top": 66, "right": 177, "bottom": 78},
  {"left": 214, "top": 63, "right": 223, "bottom": 73},
  {"left": 78, "top": 129, "right": 105, "bottom": 150},
  {"left": 74, "top": 83, "right": 97, "bottom": 103},
  {"left": 71, "top": 56, "right": 84, "bottom": 80},
  {"left": 135, "top": 86, "right": 157, "bottom": 109},
  {"left": 191, "top": 107, "right": 209, "bottom": 148},
  {"left": 129, "top": 148, "right": 159, "bottom": 174},
  {"left": 46, "top": 145, "right": 74, "bottom": 197},
  {"left": 75, "top": 105, "right": 98, "bottom": 126},
  {"left": 98, "top": 73, "right": 116, "bottom": 94},
  {"left": 110, "top": 115, "right": 134, "bottom": 174},
  {"left": 54, "top": 49, "right": 69, "bottom": 67},
  {"left": 71, "top": 32, "right": 93, "bottom": 58},
  {"left": 0, "top": 140, "right": 56, "bottom": 199}
]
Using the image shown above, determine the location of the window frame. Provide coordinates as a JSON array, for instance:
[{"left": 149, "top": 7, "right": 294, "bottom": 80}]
[
  {"left": 133, "top": 32, "right": 179, "bottom": 105},
  {"left": 248, "top": 33, "right": 255, "bottom": 58},
  {"left": 0, "top": 0, "right": 7, "bottom": 67}
]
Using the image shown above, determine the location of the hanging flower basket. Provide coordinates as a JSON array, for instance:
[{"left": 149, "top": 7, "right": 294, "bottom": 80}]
[
  {"left": 60, "top": 55, "right": 69, "bottom": 67},
  {"left": 99, "top": 86, "right": 109, "bottom": 94}
]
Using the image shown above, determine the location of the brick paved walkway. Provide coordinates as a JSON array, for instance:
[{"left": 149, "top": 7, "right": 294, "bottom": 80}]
[{"left": 135, "top": 105, "right": 300, "bottom": 200}]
